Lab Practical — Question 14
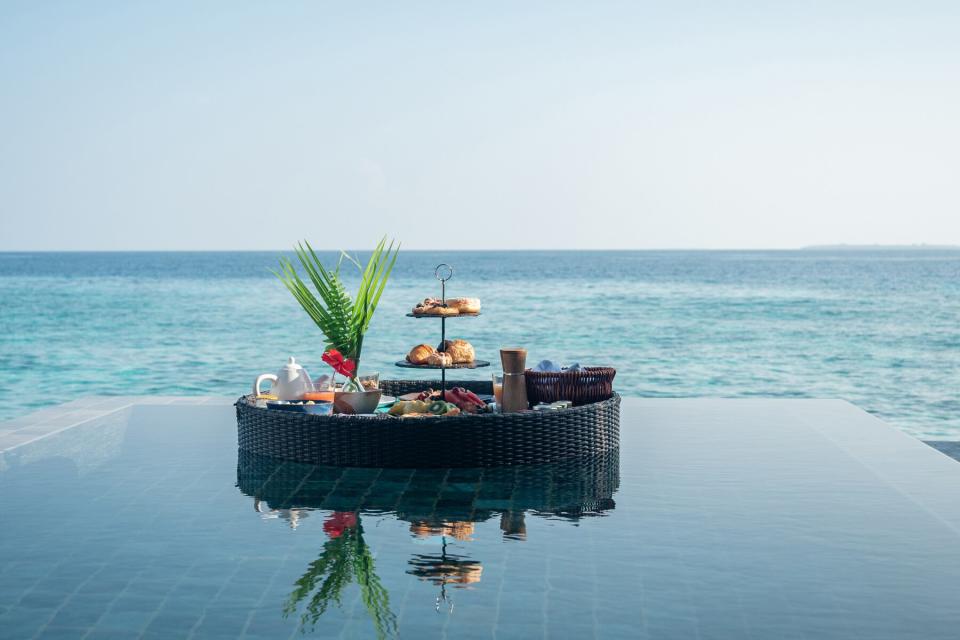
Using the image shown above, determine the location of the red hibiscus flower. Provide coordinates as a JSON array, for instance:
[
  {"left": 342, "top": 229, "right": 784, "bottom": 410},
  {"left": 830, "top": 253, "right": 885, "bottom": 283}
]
[
  {"left": 323, "top": 511, "right": 358, "bottom": 538},
  {"left": 322, "top": 349, "right": 356, "bottom": 377}
]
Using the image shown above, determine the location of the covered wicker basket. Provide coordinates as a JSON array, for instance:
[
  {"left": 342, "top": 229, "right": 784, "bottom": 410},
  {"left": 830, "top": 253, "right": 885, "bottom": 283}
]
[{"left": 524, "top": 367, "right": 617, "bottom": 406}]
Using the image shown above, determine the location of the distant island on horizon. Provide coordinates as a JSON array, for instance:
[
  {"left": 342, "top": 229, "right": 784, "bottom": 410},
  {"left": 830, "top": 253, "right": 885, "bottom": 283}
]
[{"left": 801, "top": 243, "right": 960, "bottom": 251}]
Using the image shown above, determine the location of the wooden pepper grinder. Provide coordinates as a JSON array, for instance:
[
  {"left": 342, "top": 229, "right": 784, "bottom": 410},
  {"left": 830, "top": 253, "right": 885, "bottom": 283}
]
[{"left": 499, "top": 348, "right": 528, "bottom": 413}]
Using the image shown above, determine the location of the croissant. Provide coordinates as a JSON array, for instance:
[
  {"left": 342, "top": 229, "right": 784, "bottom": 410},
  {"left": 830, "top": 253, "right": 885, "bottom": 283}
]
[
  {"left": 407, "top": 344, "right": 436, "bottom": 365},
  {"left": 438, "top": 339, "right": 475, "bottom": 364}
]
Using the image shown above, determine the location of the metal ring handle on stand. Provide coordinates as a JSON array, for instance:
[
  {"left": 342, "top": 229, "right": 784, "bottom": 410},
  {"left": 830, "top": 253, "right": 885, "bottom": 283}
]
[
  {"left": 434, "top": 263, "right": 454, "bottom": 282},
  {"left": 434, "top": 264, "right": 454, "bottom": 396}
]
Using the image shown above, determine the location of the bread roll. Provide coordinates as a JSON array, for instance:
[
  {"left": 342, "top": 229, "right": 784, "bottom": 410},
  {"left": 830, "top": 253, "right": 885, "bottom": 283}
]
[
  {"left": 407, "top": 344, "right": 436, "bottom": 365},
  {"left": 438, "top": 339, "right": 475, "bottom": 364},
  {"left": 425, "top": 351, "right": 453, "bottom": 367},
  {"left": 447, "top": 297, "right": 481, "bottom": 314}
]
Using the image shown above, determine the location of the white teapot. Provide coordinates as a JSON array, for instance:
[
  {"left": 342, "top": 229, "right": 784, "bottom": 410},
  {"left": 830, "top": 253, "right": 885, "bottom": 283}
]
[{"left": 254, "top": 357, "right": 313, "bottom": 401}]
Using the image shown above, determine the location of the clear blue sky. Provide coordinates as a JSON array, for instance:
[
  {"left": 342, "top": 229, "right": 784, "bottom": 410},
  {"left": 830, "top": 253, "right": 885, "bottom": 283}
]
[{"left": 1, "top": 1, "right": 958, "bottom": 250}]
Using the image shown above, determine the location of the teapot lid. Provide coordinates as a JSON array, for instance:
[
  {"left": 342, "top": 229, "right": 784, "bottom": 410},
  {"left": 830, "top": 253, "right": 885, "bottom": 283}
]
[{"left": 282, "top": 356, "right": 302, "bottom": 372}]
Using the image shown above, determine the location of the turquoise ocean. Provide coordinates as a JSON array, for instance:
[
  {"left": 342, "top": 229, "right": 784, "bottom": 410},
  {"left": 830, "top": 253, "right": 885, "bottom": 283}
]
[{"left": 1, "top": 250, "right": 958, "bottom": 439}]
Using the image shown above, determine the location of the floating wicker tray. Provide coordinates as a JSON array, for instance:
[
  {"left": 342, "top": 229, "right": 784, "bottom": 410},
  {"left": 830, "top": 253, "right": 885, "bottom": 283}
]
[{"left": 236, "top": 379, "right": 620, "bottom": 468}]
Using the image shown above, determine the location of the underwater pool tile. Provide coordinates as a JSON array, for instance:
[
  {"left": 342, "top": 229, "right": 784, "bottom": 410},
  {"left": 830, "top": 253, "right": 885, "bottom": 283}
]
[
  {"left": 86, "top": 629, "right": 145, "bottom": 640},
  {"left": 18, "top": 589, "right": 68, "bottom": 611},
  {"left": 0, "top": 608, "right": 51, "bottom": 638},
  {"left": 78, "top": 578, "right": 133, "bottom": 598},
  {"left": 195, "top": 605, "right": 250, "bottom": 627},
  {"left": 596, "top": 622, "right": 648, "bottom": 639},
  {"left": 493, "top": 622, "right": 546, "bottom": 639},
  {"left": 143, "top": 610, "right": 202, "bottom": 636},
  {"left": 242, "top": 614, "right": 298, "bottom": 638},
  {"left": 34, "top": 625, "right": 90, "bottom": 639},
  {"left": 107, "top": 594, "right": 159, "bottom": 614},
  {"left": 49, "top": 603, "right": 108, "bottom": 628}
]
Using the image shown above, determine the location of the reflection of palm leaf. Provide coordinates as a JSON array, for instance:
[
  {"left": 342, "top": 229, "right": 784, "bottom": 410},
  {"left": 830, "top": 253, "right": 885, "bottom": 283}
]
[
  {"left": 283, "top": 550, "right": 339, "bottom": 617},
  {"left": 354, "top": 540, "right": 398, "bottom": 639},
  {"left": 284, "top": 520, "right": 397, "bottom": 639}
]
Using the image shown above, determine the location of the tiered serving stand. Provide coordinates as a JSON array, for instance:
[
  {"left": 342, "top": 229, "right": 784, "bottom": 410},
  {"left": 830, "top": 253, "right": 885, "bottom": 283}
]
[
  {"left": 236, "top": 264, "right": 620, "bottom": 468},
  {"left": 393, "top": 263, "right": 489, "bottom": 398}
]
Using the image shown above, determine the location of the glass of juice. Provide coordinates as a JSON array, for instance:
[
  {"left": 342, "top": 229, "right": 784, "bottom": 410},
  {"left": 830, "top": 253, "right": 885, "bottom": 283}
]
[
  {"left": 491, "top": 373, "right": 504, "bottom": 405},
  {"left": 302, "top": 380, "right": 335, "bottom": 403}
]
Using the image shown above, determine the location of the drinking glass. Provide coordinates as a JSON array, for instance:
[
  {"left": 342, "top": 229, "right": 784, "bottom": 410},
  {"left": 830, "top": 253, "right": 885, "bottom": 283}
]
[
  {"left": 302, "top": 379, "right": 335, "bottom": 403},
  {"left": 491, "top": 373, "right": 504, "bottom": 405},
  {"left": 359, "top": 372, "right": 380, "bottom": 391}
]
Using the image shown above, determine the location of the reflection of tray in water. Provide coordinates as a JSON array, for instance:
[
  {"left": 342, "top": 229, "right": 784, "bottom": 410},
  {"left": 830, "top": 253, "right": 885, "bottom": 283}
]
[
  {"left": 237, "top": 448, "right": 619, "bottom": 523},
  {"left": 408, "top": 552, "right": 482, "bottom": 586}
]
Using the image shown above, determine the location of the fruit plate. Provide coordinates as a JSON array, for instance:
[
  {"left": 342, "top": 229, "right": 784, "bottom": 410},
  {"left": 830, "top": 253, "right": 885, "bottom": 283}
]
[{"left": 398, "top": 391, "right": 495, "bottom": 403}]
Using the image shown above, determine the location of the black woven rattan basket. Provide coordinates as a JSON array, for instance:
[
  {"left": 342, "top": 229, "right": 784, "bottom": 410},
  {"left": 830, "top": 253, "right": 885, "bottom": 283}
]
[
  {"left": 236, "top": 379, "right": 620, "bottom": 468},
  {"left": 525, "top": 367, "right": 617, "bottom": 406}
]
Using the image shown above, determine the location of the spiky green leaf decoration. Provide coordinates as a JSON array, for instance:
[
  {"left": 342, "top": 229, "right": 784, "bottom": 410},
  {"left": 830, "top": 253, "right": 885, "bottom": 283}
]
[{"left": 274, "top": 237, "right": 400, "bottom": 377}]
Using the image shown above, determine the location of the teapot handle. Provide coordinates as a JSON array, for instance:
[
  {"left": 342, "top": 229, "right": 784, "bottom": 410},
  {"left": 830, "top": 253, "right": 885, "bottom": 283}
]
[{"left": 254, "top": 374, "right": 278, "bottom": 396}]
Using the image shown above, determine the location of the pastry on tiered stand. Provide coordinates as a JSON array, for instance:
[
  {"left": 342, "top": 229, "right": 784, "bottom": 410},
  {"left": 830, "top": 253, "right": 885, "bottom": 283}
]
[
  {"left": 437, "top": 339, "right": 475, "bottom": 364},
  {"left": 406, "top": 340, "right": 475, "bottom": 367},
  {"left": 425, "top": 351, "right": 453, "bottom": 367},
  {"left": 407, "top": 344, "right": 436, "bottom": 364},
  {"left": 411, "top": 297, "right": 481, "bottom": 316}
]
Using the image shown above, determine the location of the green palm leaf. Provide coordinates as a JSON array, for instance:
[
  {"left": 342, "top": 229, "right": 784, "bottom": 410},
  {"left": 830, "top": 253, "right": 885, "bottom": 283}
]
[{"left": 274, "top": 236, "right": 400, "bottom": 374}]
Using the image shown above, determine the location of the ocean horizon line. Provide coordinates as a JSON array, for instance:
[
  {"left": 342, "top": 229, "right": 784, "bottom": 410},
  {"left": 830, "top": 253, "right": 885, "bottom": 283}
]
[{"left": 2, "top": 245, "right": 959, "bottom": 254}]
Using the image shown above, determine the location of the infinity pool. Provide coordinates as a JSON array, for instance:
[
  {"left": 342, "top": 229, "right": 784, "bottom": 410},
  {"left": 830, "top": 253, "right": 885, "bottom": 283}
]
[{"left": 2, "top": 398, "right": 960, "bottom": 639}]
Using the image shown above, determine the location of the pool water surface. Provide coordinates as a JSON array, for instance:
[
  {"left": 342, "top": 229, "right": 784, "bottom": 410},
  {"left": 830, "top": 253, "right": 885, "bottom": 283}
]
[{"left": 2, "top": 399, "right": 960, "bottom": 639}]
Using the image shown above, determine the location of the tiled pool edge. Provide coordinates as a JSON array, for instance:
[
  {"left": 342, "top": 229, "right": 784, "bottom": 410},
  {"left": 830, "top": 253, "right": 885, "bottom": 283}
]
[
  {"left": 0, "top": 396, "right": 236, "bottom": 452},
  {"left": 925, "top": 441, "right": 960, "bottom": 462},
  {"left": 3, "top": 396, "right": 960, "bottom": 463}
]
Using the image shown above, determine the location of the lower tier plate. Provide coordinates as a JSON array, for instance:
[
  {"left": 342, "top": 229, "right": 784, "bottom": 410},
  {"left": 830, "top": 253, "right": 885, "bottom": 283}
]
[{"left": 395, "top": 359, "right": 491, "bottom": 369}]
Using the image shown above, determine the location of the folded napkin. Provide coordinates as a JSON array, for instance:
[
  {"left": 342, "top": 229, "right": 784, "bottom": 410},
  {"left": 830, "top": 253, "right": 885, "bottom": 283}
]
[
  {"left": 534, "top": 359, "right": 561, "bottom": 372},
  {"left": 533, "top": 360, "right": 584, "bottom": 373}
]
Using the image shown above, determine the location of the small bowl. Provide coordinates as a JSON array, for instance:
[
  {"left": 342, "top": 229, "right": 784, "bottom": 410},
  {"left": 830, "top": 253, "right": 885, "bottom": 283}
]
[
  {"left": 267, "top": 400, "right": 333, "bottom": 415},
  {"left": 334, "top": 389, "right": 382, "bottom": 415}
]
